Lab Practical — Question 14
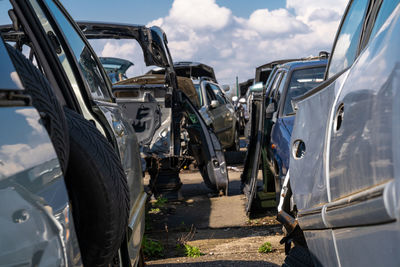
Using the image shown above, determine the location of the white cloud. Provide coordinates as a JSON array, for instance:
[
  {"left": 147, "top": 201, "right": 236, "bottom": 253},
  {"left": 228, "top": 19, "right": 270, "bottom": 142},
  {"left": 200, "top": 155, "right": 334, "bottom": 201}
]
[
  {"left": 0, "top": 143, "right": 55, "bottom": 177},
  {"left": 247, "top": 8, "right": 309, "bottom": 37},
  {"left": 168, "top": 0, "right": 231, "bottom": 30},
  {"left": 15, "top": 109, "right": 45, "bottom": 135},
  {"left": 93, "top": 0, "right": 348, "bottom": 85}
]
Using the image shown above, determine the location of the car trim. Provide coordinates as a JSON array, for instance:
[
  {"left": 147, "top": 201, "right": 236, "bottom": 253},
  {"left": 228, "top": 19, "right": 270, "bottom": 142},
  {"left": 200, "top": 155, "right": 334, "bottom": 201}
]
[{"left": 298, "top": 181, "right": 396, "bottom": 230}]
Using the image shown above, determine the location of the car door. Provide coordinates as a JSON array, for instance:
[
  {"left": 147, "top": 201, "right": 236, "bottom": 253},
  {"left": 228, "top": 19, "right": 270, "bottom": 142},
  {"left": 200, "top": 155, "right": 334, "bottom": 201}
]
[
  {"left": 288, "top": 0, "right": 376, "bottom": 265},
  {"left": 209, "top": 83, "right": 236, "bottom": 146},
  {"left": 203, "top": 82, "right": 230, "bottom": 146},
  {"left": 325, "top": 1, "right": 400, "bottom": 265}
]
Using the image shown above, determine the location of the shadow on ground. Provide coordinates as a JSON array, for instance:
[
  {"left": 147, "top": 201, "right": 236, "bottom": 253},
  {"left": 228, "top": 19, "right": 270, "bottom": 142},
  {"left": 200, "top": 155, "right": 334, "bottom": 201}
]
[{"left": 147, "top": 260, "right": 280, "bottom": 266}]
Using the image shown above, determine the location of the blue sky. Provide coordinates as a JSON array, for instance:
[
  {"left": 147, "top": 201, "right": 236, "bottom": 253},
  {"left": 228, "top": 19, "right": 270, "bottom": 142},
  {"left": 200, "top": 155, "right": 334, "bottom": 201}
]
[
  {"left": 60, "top": 0, "right": 286, "bottom": 25},
  {"left": 0, "top": 0, "right": 348, "bottom": 84}
]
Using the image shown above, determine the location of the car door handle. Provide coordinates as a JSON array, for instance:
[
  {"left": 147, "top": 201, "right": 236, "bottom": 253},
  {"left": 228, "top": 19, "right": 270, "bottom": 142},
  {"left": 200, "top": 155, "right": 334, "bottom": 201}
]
[
  {"left": 292, "top": 139, "right": 306, "bottom": 159},
  {"left": 334, "top": 103, "right": 344, "bottom": 132}
]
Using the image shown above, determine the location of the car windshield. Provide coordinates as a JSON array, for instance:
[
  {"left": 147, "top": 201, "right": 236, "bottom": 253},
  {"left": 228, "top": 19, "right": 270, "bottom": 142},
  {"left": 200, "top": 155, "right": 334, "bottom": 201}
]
[{"left": 283, "top": 66, "right": 325, "bottom": 115}]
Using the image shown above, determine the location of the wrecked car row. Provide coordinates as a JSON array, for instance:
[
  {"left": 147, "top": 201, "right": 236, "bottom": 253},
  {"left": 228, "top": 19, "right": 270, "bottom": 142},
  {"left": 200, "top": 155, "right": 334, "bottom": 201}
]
[{"left": 242, "top": 0, "right": 400, "bottom": 266}]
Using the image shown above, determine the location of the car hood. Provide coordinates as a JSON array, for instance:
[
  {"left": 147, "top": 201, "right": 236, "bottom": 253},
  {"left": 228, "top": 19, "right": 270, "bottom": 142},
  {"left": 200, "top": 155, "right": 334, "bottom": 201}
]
[{"left": 116, "top": 74, "right": 201, "bottom": 108}]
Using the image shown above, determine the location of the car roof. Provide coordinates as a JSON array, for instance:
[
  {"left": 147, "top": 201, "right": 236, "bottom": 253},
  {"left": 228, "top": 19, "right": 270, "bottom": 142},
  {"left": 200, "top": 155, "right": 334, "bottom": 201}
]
[{"left": 277, "top": 58, "right": 328, "bottom": 71}]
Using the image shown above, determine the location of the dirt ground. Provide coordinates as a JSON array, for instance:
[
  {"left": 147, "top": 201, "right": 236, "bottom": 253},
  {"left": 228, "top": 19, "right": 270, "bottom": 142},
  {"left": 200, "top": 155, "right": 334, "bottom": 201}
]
[{"left": 143, "top": 166, "right": 286, "bottom": 266}]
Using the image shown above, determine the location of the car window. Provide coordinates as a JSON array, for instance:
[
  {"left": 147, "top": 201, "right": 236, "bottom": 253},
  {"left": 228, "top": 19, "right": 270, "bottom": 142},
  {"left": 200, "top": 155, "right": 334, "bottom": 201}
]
[
  {"left": 204, "top": 83, "right": 217, "bottom": 104},
  {"left": 327, "top": 0, "right": 370, "bottom": 78},
  {"left": 194, "top": 84, "right": 203, "bottom": 106},
  {"left": 283, "top": 66, "right": 326, "bottom": 116},
  {"left": 209, "top": 84, "right": 227, "bottom": 104},
  {"left": 370, "top": 0, "right": 400, "bottom": 39},
  {"left": 31, "top": 0, "right": 112, "bottom": 102},
  {"left": 268, "top": 71, "right": 283, "bottom": 98},
  {"left": 274, "top": 71, "right": 287, "bottom": 103}
]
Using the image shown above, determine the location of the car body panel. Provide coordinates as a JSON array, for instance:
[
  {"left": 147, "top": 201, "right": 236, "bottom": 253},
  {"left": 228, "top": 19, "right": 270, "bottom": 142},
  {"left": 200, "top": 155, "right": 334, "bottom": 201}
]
[
  {"left": 0, "top": 106, "right": 82, "bottom": 266},
  {"left": 80, "top": 22, "right": 173, "bottom": 69},
  {"left": 287, "top": 1, "right": 400, "bottom": 265},
  {"left": 148, "top": 61, "right": 217, "bottom": 82}
]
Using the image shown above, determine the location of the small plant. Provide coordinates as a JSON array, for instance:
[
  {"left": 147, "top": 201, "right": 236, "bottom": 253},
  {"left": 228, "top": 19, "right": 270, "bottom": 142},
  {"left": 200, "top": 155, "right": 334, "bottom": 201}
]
[
  {"left": 154, "top": 197, "right": 168, "bottom": 208},
  {"left": 184, "top": 244, "right": 204, "bottom": 258},
  {"left": 149, "top": 208, "right": 161, "bottom": 214},
  {"left": 142, "top": 236, "right": 164, "bottom": 258},
  {"left": 258, "top": 242, "right": 273, "bottom": 253}
]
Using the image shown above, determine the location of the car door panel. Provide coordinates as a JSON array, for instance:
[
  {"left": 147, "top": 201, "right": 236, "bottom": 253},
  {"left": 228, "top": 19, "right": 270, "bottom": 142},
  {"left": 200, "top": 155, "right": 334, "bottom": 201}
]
[
  {"left": 289, "top": 80, "right": 339, "bottom": 212},
  {"left": 181, "top": 93, "right": 229, "bottom": 193},
  {"left": 328, "top": 25, "right": 400, "bottom": 202}
]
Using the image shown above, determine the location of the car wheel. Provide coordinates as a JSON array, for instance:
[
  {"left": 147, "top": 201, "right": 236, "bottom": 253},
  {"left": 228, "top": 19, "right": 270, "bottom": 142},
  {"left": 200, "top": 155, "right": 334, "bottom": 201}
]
[
  {"left": 64, "top": 108, "right": 130, "bottom": 267},
  {"left": 282, "top": 246, "right": 314, "bottom": 267},
  {"left": 6, "top": 43, "right": 69, "bottom": 172}
]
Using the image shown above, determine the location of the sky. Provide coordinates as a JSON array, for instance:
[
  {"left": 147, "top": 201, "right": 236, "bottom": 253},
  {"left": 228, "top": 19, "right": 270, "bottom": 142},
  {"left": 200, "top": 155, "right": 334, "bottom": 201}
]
[{"left": 1, "top": 0, "right": 349, "bottom": 85}]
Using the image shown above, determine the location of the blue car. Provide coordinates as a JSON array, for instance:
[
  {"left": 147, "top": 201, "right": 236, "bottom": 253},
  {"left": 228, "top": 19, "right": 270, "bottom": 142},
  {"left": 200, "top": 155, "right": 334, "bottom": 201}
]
[{"left": 264, "top": 59, "right": 327, "bottom": 197}]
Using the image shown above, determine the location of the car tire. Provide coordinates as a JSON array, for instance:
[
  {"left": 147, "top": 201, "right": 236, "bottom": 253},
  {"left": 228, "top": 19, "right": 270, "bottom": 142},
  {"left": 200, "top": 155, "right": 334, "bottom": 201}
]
[
  {"left": 282, "top": 246, "right": 314, "bottom": 267},
  {"left": 5, "top": 43, "right": 69, "bottom": 172},
  {"left": 64, "top": 108, "right": 130, "bottom": 267}
]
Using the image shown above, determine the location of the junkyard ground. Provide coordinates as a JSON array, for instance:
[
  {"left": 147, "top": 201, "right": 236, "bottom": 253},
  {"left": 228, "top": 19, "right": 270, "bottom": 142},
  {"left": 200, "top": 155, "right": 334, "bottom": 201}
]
[{"left": 143, "top": 161, "right": 286, "bottom": 266}]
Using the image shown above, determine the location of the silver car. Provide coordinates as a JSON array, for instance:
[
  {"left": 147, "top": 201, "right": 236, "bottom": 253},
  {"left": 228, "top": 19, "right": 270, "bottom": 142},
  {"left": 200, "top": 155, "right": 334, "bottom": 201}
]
[
  {"left": 279, "top": 1, "right": 400, "bottom": 266},
  {"left": 2, "top": 0, "right": 145, "bottom": 265},
  {"left": 0, "top": 31, "right": 82, "bottom": 266}
]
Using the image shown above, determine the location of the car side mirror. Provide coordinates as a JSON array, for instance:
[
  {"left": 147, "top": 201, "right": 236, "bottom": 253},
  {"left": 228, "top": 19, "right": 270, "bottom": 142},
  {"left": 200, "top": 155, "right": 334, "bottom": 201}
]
[
  {"left": 210, "top": 100, "right": 219, "bottom": 109},
  {"left": 222, "top": 85, "right": 230, "bottom": 92},
  {"left": 265, "top": 102, "right": 275, "bottom": 119}
]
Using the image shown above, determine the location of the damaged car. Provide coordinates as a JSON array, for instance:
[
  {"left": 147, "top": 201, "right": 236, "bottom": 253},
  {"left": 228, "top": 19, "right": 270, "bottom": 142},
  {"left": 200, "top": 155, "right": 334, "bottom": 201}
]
[
  {"left": 1, "top": 0, "right": 146, "bottom": 265},
  {"left": 265, "top": 59, "right": 326, "bottom": 201},
  {"left": 279, "top": 0, "right": 400, "bottom": 266},
  {"left": 192, "top": 78, "right": 239, "bottom": 151},
  {"left": 0, "top": 33, "right": 82, "bottom": 266},
  {"left": 241, "top": 55, "right": 327, "bottom": 214},
  {"left": 79, "top": 22, "right": 229, "bottom": 196}
]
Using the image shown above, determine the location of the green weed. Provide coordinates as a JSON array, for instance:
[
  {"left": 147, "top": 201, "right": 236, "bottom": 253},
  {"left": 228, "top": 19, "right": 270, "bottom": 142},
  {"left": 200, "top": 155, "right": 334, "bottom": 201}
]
[
  {"left": 183, "top": 244, "right": 204, "bottom": 258},
  {"left": 142, "top": 236, "right": 164, "bottom": 258},
  {"left": 258, "top": 242, "right": 273, "bottom": 253}
]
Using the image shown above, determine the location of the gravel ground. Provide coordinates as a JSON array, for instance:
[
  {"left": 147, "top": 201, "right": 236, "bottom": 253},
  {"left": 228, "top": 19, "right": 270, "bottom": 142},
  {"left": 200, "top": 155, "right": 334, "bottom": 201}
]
[{"left": 143, "top": 166, "right": 286, "bottom": 266}]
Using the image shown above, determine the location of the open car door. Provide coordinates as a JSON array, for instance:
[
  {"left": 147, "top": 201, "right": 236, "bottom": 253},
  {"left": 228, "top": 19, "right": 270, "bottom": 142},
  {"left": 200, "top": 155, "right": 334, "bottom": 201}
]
[{"left": 79, "top": 22, "right": 229, "bottom": 194}]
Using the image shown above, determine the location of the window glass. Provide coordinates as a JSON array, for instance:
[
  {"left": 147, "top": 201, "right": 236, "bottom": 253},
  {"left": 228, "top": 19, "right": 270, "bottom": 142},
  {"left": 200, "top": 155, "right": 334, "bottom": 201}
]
[
  {"left": 327, "top": 0, "right": 369, "bottom": 78},
  {"left": 205, "top": 84, "right": 217, "bottom": 104},
  {"left": 210, "top": 84, "right": 226, "bottom": 104},
  {"left": 194, "top": 84, "right": 203, "bottom": 106},
  {"left": 274, "top": 72, "right": 287, "bottom": 104},
  {"left": 32, "top": 0, "right": 111, "bottom": 101},
  {"left": 370, "top": 0, "right": 400, "bottom": 39},
  {"left": 268, "top": 71, "right": 283, "bottom": 98},
  {"left": 283, "top": 66, "right": 326, "bottom": 116}
]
